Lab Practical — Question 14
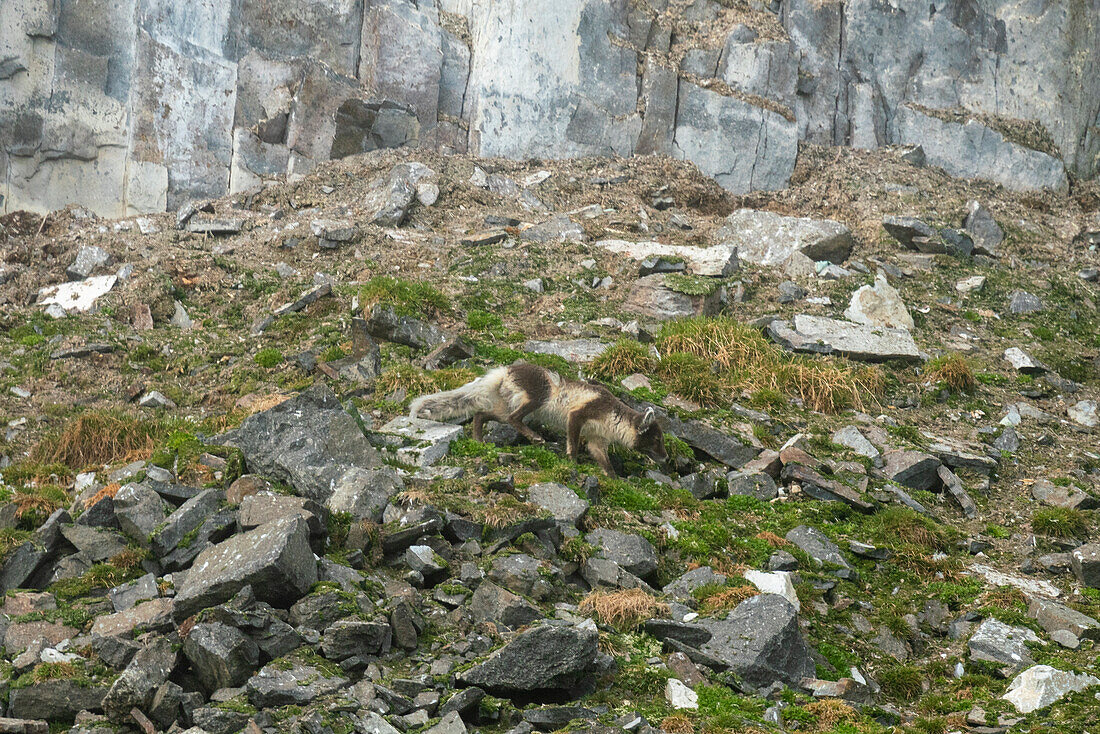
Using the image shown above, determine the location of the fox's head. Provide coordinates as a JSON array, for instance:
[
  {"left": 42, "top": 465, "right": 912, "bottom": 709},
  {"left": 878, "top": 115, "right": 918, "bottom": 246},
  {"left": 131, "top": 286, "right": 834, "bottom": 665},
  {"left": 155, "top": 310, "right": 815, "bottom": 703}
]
[{"left": 633, "top": 407, "right": 668, "bottom": 465}]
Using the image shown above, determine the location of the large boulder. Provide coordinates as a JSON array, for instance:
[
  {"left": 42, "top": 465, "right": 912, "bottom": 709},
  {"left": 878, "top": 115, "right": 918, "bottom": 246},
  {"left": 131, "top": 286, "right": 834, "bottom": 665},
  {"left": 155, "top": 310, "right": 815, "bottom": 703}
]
[
  {"left": 8, "top": 678, "right": 109, "bottom": 721},
  {"left": 468, "top": 581, "right": 542, "bottom": 630},
  {"left": 172, "top": 517, "right": 318, "bottom": 621},
  {"left": 215, "top": 383, "right": 382, "bottom": 503},
  {"left": 699, "top": 594, "right": 816, "bottom": 688},
  {"left": 456, "top": 624, "right": 600, "bottom": 698},
  {"left": 716, "top": 210, "right": 853, "bottom": 266}
]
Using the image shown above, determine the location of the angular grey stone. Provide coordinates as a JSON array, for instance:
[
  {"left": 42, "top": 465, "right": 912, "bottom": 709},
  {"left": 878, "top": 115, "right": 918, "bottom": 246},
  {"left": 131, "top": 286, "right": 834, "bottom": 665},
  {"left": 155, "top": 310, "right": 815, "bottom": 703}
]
[
  {"left": 643, "top": 619, "right": 712, "bottom": 648},
  {"left": 363, "top": 163, "right": 433, "bottom": 227},
  {"left": 1069, "top": 400, "right": 1098, "bottom": 428},
  {"left": 832, "top": 426, "right": 880, "bottom": 459},
  {"left": 1004, "top": 347, "right": 1044, "bottom": 374},
  {"left": 699, "top": 594, "right": 816, "bottom": 688},
  {"left": 521, "top": 215, "right": 585, "bottom": 243},
  {"left": 717, "top": 210, "right": 852, "bottom": 266},
  {"left": 378, "top": 416, "right": 464, "bottom": 467},
  {"left": 1009, "top": 290, "right": 1044, "bottom": 314},
  {"left": 59, "top": 524, "right": 127, "bottom": 562},
  {"left": 895, "top": 107, "right": 1068, "bottom": 193},
  {"left": 1031, "top": 479, "right": 1099, "bottom": 511},
  {"left": 215, "top": 383, "right": 382, "bottom": 503},
  {"left": 66, "top": 246, "right": 112, "bottom": 280},
  {"left": 968, "top": 618, "right": 1040, "bottom": 670},
  {"left": 622, "top": 274, "right": 722, "bottom": 321},
  {"left": 150, "top": 488, "right": 221, "bottom": 556},
  {"left": 882, "top": 449, "right": 942, "bottom": 492},
  {"left": 586, "top": 529, "right": 657, "bottom": 579},
  {"left": 785, "top": 526, "right": 849, "bottom": 569},
  {"left": 183, "top": 622, "right": 261, "bottom": 691},
  {"left": 965, "top": 201, "right": 1003, "bottom": 256},
  {"left": 367, "top": 304, "right": 450, "bottom": 350},
  {"left": 1071, "top": 544, "right": 1100, "bottom": 588},
  {"left": 468, "top": 581, "right": 541, "bottom": 630},
  {"left": 1026, "top": 596, "right": 1100, "bottom": 642},
  {"left": 239, "top": 493, "right": 325, "bottom": 537},
  {"left": 528, "top": 483, "right": 589, "bottom": 526},
  {"left": 246, "top": 658, "right": 349, "bottom": 708},
  {"left": 663, "top": 566, "right": 727, "bottom": 602},
  {"left": 109, "top": 573, "right": 159, "bottom": 612},
  {"left": 102, "top": 637, "right": 177, "bottom": 722},
  {"left": 881, "top": 216, "right": 936, "bottom": 250},
  {"left": 456, "top": 625, "right": 599, "bottom": 697},
  {"left": 325, "top": 466, "right": 405, "bottom": 522},
  {"left": 522, "top": 339, "right": 609, "bottom": 363},
  {"left": 173, "top": 516, "right": 318, "bottom": 621},
  {"left": 489, "top": 554, "right": 556, "bottom": 601},
  {"left": 113, "top": 482, "right": 170, "bottom": 546},
  {"left": 1003, "top": 665, "right": 1100, "bottom": 714},
  {"left": 321, "top": 619, "right": 392, "bottom": 661},
  {"left": 8, "top": 678, "right": 109, "bottom": 721}
]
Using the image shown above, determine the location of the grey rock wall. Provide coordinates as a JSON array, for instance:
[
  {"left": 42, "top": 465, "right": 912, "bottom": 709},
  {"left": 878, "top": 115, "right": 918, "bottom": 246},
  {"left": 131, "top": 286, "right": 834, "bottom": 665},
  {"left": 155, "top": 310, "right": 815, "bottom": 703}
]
[{"left": 1, "top": 0, "right": 1097, "bottom": 216}]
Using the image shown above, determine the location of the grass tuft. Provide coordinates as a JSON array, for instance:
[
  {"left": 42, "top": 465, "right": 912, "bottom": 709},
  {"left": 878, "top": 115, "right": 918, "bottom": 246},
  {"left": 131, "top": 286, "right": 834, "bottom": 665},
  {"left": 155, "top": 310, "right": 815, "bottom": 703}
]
[
  {"left": 31, "top": 411, "right": 178, "bottom": 470},
  {"left": 579, "top": 588, "right": 669, "bottom": 630},
  {"left": 656, "top": 317, "right": 884, "bottom": 413},
  {"left": 927, "top": 354, "right": 977, "bottom": 393},
  {"left": 360, "top": 276, "right": 451, "bottom": 318},
  {"left": 1032, "top": 506, "right": 1089, "bottom": 538},
  {"left": 590, "top": 340, "right": 654, "bottom": 381}
]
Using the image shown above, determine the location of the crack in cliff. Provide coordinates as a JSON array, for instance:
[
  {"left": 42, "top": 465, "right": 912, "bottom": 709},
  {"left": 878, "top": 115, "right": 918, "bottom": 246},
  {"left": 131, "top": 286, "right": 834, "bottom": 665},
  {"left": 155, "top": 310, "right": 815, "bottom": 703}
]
[{"left": 834, "top": 0, "right": 845, "bottom": 145}]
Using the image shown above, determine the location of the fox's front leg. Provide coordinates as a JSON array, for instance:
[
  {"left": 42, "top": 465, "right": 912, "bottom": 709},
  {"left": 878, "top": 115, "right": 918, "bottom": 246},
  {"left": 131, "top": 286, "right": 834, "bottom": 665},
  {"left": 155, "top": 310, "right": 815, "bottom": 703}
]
[
  {"left": 566, "top": 409, "right": 585, "bottom": 462},
  {"left": 587, "top": 440, "right": 617, "bottom": 478}
]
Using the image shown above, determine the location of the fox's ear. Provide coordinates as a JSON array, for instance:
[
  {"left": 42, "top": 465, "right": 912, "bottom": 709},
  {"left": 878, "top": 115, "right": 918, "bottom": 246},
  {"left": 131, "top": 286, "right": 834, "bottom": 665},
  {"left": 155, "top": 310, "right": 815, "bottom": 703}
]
[{"left": 640, "top": 407, "right": 656, "bottom": 429}]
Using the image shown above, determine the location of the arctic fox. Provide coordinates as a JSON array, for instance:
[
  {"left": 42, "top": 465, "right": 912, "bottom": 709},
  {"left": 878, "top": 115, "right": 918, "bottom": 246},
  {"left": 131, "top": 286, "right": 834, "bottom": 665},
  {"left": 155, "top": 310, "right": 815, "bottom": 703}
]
[{"left": 408, "top": 363, "right": 667, "bottom": 476}]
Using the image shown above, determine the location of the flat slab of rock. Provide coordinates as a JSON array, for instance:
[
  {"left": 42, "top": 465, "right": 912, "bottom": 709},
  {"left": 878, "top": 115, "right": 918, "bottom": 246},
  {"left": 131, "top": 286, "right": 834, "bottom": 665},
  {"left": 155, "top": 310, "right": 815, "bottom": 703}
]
[
  {"left": 716, "top": 210, "right": 852, "bottom": 266},
  {"left": 366, "top": 304, "right": 450, "bottom": 350},
  {"left": 1026, "top": 596, "right": 1100, "bottom": 642},
  {"left": 215, "top": 383, "right": 382, "bottom": 503},
  {"left": 378, "top": 416, "right": 464, "bottom": 467},
  {"left": 596, "top": 240, "right": 737, "bottom": 277},
  {"left": 522, "top": 339, "right": 608, "bottom": 363},
  {"left": 172, "top": 516, "right": 318, "bottom": 621},
  {"left": 8, "top": 679, "right": 109, "bottom": 722},
  {"left": 1002, "top": 665, "right": 1100, "bottom": 713},
  {"left": 1030, "top": 479, "right": 1099, "bottom": 510},
  {"left": 528, "top": 483, "right": 588, "bottom": 526},
  {"left": 246, "top": 658, "right": 349, "bottom": 708},
  {"left": 769, "top": 315, "right": 921, "bottom": 362},
  {"left": 785, "top": 526, "right": 849, "bottom": 569},
  {"left": 92, "top": 597, "right": 175, "bottom": 637},
  {"left": 882, "top": 449, "right": 942, "bottom": 492},
  {"left": 37, "top": 275, "right": 117, "bottom": 314},
  {"left": 968, "top": 618, "right": 1040, "bottom": 670}
]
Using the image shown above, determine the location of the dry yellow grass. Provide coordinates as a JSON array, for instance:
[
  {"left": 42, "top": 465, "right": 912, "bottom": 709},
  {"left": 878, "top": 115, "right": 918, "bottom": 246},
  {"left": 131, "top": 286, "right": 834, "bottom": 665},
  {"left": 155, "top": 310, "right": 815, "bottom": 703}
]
[
  {"left": 31, "top": 411, "right": 168, "bottom": 470},
  {"left": 928, "top": 354, "right": 977, "bottom": 393},
  {"left": 14, "top": 489, "right": 62, "bottom": 520},
  {"left": 805, "top": 700, "right": 858, "bottom": 731},
  {"left": 700, "top": 584, "right": 759, "bottom": 613},
  {"left": 84, "top": 483, "right": 121, "bottom": 510},
  {"left": 660, "top": 715, "right": 695, "bottom": 734},
  {"left": 590, "top": 340, "right": 654, "bottom": 381},
  {"left": 755, "top": 531, "right": 790, "bottom": 548},
  {"left": 578, "top": 588, "right": 669, "bottom": 630}
]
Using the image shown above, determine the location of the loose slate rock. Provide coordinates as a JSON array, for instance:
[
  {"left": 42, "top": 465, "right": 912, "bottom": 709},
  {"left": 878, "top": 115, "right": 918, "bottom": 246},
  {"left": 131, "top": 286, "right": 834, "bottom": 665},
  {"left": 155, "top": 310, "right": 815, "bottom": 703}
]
[
  {"left": 882, "top": 449, "right": 942, "bottom": 492},
  {"left": 586, "top": 529, "right": 658, "bottom": 578},
  {"left": 172, "top": 516, "right": 318, "bottom": 621},
  {"left": 968, "top": 618, "right": 1040, "bottom": 671},
  {"left": 528, "top": 483, "right": 588, "bottom": 526},
  {"left": 785, "top": 526, "right": 849, "bottom": 568},
  {"left": 246, "top": 658, "right": 349, "bottom": 708},
  {"left": 1002, "top": 665, "right": 1100, "bottom": 713},
  {"left": 366, "top": 304, "right": 450, "bottom": 350},
  {"left": 718, "top": 210, "right": 853, "bottom": 266},
  {"left": 699, "top": 594, "right": 816, "bottom": 688},
  {"left": 769, "top": 315, "right": 921, "bottom": 362},
  {"left": 183, "top": 622, "right": 260, "bottom": 691},
  {"left": 215, "top": 383, "right": 382, "bottom": 503},
  {"left": 456, "top": 625, "right": 599, "bottom": 699}
]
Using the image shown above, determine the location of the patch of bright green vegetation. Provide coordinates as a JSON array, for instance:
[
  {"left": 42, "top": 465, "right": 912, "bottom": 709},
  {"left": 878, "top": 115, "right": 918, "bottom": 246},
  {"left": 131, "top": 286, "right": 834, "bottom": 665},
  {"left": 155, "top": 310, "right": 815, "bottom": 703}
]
[
  {"left": 253, "top": 347, "right": 285, "bottom": 368},
  {"left": 1031, "top": 507, "right": 1089, "bottom": 538},
  {"left": 664, "top": 273, "right": 721, "bottom": 297},
  {"left": 878, "top": 664, "right": 924, "bottom": 701},
  {"left": 590, "top": 340, "right": 653, "bottom": 381}
]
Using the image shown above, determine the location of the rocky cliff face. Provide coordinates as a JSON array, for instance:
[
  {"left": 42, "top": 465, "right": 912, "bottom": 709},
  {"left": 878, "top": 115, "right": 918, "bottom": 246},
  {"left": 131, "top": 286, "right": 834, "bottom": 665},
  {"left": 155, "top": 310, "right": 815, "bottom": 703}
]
[{"left": 2, "top": 0, "right": 1099, "bottom": 217}]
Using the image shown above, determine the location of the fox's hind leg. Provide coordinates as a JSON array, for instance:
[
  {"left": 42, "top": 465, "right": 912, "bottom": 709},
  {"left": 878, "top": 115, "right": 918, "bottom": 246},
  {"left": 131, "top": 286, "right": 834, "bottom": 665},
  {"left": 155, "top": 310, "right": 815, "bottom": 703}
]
[{"left": 506, "top": 399, "right": 545, "bottom": 445}]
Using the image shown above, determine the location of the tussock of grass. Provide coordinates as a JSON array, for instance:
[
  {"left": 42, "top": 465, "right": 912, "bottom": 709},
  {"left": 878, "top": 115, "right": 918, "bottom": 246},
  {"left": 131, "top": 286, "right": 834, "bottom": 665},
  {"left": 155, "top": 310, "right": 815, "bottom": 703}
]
[
  {"left": 864, "top": 507, "right": 951, "bottom": 550},
  {"left": 878, "top": 665, "right": 923, "bottom": 701},
  {"left": 927, "top": 354, "right": 977, "bottom": 393},
  {"left": 579, "top": 588, "right": 669, "bottom": 630},
  {"left": 754, "top": 531, "right": 790, "bottom": 548},
  {"left": 31, "top": 411, "right": 177, "bottom": 470},
  {"left": 590, "top": 340, "right": 653, "bottom": 381},
  {"left": 657, "top": 352, "right": 728, "bottom": 407},
  {"left": 13, "top": 485, "right": 66, "bottom": 526},
  {"left": 1032, "top": 506, "right": 1089, "bottom": 538},
  {"left": 656, "top": 317, "right": 884, "bottom": 413},
  {"left": 360, "top": 276, "right": 451, "bottom": 318}
]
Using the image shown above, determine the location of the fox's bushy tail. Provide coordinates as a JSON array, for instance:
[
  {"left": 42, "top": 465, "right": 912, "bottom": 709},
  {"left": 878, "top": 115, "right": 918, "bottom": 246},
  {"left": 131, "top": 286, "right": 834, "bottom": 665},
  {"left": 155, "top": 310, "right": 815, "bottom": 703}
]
[{"left": 408, "top": 367, "right": 507, "bottom": 422}]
